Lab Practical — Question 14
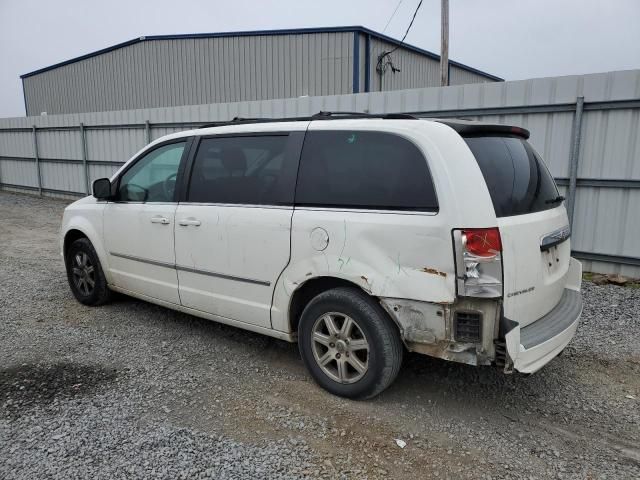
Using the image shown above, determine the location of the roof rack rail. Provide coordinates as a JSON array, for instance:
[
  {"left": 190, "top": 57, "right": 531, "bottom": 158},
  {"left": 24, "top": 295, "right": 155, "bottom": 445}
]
[
  {"left": 198, "top": 117, "right": 275, "bottom": 129},
  {"left": 313, "top": 111, "right": 418, "bottom": 120},
  {"left": 197, "top": 111, "right": 418, "bottom": 128}
]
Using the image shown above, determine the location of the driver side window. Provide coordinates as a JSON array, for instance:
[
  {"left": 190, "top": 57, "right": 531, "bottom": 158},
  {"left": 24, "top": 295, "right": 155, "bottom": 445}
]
[{"left": 118, "top": 142, "right": 186, "bottom": 202}]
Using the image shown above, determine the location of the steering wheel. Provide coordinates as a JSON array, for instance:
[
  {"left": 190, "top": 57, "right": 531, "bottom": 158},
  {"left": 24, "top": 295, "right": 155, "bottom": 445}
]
[{"left": 163, "top": 173, "right": 178, "bottom": 200}]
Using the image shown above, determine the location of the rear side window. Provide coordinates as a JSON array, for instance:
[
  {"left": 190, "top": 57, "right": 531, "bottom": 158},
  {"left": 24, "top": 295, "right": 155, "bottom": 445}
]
[
  {"left": 296, "top": 131, "right": 438, "bottom": 211},
  {"left": 464, "top": 136, "right": 559, "bottom": 217},
  {"left": 187, "top": 135, "right": 296, "bottom": 205}
]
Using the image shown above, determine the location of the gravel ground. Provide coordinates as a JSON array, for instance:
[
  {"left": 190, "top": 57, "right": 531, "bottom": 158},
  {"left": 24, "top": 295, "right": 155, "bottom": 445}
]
[{"left": 0, "top": 191, "right": 639, "bottom": 479}]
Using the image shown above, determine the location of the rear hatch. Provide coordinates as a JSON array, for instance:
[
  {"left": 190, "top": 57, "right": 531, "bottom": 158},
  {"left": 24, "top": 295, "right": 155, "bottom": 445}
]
[{"left": 463, "top": 134, "right": 571, "bottom": 327}]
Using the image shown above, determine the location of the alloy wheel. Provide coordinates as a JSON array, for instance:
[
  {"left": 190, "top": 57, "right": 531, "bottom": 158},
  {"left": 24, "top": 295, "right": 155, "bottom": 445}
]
[
  {"left": 71, "top": 251, "right": 95, "bottom": 295},
  {"left": 311, "top": 312, "right": 370, "bottom": 384}
]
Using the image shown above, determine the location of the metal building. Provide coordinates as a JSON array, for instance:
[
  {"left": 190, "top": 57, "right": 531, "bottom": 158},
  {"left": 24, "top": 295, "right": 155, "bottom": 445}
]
[{"left": 20, "top": 26, "right": 501, "bottom": 116}]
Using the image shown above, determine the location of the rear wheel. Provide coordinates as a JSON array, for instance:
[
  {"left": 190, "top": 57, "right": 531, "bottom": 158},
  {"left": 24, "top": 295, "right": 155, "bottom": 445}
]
[
  {"left": 65, "top": 238, "right": 111, "bottom": 306},
  {"left": 298, "top": 287, "right": 403, "bottom": 399}
]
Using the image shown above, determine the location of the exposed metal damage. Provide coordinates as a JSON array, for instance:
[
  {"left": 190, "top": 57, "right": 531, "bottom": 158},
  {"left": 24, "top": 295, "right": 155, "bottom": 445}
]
[
  {"left": 380, "top": 296, "right": 502, "bottom": 367},
  {"left": 419, "top": 267, "right": 447, "bottom": 277}
]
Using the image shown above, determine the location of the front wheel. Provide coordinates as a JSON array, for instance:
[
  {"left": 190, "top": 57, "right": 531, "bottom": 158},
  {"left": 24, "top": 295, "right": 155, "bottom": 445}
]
[
  {"left": 65, "top": 238, "right": 112, "bottom": 306},
  {"left": 298, "top": 287, "right": 403, "bottom": 399}
]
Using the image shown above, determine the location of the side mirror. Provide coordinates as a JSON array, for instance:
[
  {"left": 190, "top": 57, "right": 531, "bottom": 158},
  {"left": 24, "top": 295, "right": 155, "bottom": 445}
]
[{"left": 92, "top": 178, "right": 112, "bottom": 200}]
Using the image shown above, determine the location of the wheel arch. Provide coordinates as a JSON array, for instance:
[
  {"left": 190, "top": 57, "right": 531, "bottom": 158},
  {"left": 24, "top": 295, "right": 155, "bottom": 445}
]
[
  {"left": 61, "top": 216, "right": 111, "bottom": 283},
  {"left": 63, "top": 229, "right": 89, "bottom": 259},
  {"left": 288, "top": 276, "right": 388, "bottom": 334}
]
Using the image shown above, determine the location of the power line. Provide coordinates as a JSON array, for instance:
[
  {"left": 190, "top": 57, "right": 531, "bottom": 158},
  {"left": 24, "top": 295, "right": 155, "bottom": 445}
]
[
  {"left": 376, "top": 0, "right": 424, "bottom": 77},
  {"left": 396, "top": 0, "right": 423, "bottom": 47},
  {"left": 382, "top": 0, "right": 405, "bottom": 34}
]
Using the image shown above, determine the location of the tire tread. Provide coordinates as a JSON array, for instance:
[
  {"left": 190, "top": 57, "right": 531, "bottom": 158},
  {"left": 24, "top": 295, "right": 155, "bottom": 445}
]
[
  {"left": 66, "top": 238, "right": 112, "bottom": 306},
  {"left": 298, "top": 287, "right": 403, "bottom": 399}
]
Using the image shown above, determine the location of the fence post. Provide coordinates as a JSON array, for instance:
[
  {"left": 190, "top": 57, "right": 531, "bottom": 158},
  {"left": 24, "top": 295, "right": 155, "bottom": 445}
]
[
  {"left": 145, "top": 120, "right": 151, "bottom": 144},
  {"left": 80, "top": 123, "right": 90, "bottom": 194},
  {"left": 566, "top": 96, "right": 584, "bottom": 228},
  {"left": 32, "top": 125, "right": 42, "bottom": 196}
]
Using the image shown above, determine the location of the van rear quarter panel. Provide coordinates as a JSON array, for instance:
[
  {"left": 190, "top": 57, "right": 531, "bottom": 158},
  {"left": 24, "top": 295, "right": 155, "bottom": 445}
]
[{"left": 271, "top": 120, "right": 499, "bottom": 333}]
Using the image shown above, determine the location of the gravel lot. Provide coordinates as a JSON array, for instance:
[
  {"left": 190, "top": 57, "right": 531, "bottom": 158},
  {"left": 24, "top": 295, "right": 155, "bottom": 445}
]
[{"left": 1, "top": 191, "right": 639, "bottom": 479}]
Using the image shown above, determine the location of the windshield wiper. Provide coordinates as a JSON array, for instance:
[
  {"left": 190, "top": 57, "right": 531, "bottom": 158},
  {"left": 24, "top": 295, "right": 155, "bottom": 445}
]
[{"left": 545, "top": 195, "right": 565, "bottom": 205}]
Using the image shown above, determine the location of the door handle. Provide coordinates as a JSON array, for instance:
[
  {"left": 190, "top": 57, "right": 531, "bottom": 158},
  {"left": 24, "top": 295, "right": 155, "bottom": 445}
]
[
  {"left": 150, "top": 216, "right": 170, "bottom": 225},
  {"left": 178, "top": 218, "right": 201, "bottom": 227}
]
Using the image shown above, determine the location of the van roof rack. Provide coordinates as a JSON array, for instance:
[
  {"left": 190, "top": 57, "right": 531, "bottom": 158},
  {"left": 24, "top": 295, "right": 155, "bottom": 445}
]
[{"left": 197, "top": 111, "right": 418, "bottom": 129}]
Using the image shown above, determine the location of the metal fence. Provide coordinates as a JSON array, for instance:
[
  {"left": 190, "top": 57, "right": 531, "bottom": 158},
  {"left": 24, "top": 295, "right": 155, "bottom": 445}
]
[{"left": 1, "top": 70, "right": 639, "bottom": 277}]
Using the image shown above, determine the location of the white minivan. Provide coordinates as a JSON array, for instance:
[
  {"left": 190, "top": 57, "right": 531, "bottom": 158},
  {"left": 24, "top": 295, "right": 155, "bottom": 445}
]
[{"left": 60, "top": 112, "right": 582, "bottom": 399}]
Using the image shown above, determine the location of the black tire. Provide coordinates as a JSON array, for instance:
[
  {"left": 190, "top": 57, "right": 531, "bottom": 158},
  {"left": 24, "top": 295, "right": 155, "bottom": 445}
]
[
  {"left": 65, "top": 238, "right": 112, "bottom": 306},
  {"left": 298, "top": 287, "right": 403, "bottom": 399}
]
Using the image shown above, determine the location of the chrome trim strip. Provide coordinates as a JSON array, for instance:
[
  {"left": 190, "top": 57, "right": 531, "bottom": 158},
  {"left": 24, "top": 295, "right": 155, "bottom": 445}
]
[
  {"left": 109, "top": 252, "right": 271, "bottom": 286},
  {"left": 109, "top": 202, "right": 179, "bottom": 205},
  {"left": 179, "top": 202, "right": 292, "bottom": 210},
  {"left": 109, "top": 252, "right": 175, "bottom": 269},
  {"left": 540, "top": 225, "right": 571, "bottom": 252},
  {"left": 293, "top": 206, "right": 438, "bottom": 216},
  {"left": 175, "top": 265, "right": 271, "bottom": 286}
]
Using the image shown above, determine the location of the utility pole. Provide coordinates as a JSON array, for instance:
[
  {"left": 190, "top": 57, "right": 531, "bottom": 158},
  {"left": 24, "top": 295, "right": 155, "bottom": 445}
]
[{"left": 440, "top": 0, "right": 449, "bottom": 86}]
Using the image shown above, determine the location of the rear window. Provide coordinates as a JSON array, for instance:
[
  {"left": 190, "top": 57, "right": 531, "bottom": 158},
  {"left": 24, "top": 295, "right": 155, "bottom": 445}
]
[
  {"left": 295, "top": 131, "right": 438, "bottom": 211},
  {"left": 464, "top": 136, "right": 559, "bottom": 217}
]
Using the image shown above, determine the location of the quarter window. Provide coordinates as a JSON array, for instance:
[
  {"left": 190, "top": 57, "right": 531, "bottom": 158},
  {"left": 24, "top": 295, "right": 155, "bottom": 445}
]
[
  {"left": 463, "top": 136, "right": 560, "bottom": 217},
  {"left": 117, "top": 142, "right": 186, "bottom": 202},
  {"left": 187, "top": 135, "right": 294, "bottom": 205},
  {"left": 295, "top": 131, "right": 438, "bottom": 210}
]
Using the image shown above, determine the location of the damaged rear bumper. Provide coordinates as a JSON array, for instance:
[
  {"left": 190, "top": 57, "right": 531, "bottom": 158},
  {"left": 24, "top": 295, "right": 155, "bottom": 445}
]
[
  {"left": 379, "top": 297, "right": 501, "bottom": 367},
  {"left": 380, "top": 257, "right": 583, "bottom": 372},
  {"left": 504, "top": 287, "right": 582, "bottom": 373}
]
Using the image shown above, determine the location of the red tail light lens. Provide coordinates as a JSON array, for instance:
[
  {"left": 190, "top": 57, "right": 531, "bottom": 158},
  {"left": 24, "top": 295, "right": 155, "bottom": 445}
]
[{"left": 462, "top": 228, "right": 502, "bottom": 257}]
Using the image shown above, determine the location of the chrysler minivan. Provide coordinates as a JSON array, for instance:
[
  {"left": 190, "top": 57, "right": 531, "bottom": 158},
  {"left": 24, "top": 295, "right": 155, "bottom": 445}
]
[{"left": 60, "top": 112, "right": 582, "bottom": 399}]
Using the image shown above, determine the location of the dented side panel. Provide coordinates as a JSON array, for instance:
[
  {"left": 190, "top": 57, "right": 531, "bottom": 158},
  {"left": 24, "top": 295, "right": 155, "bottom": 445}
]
[{"left": 270, "top": 208, "right": 455, "bottom": 332}]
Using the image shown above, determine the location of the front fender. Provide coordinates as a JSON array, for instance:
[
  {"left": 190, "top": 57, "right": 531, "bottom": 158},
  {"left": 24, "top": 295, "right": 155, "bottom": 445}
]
[{"left": 61, "top": 202, "right": 109, "bottom": 283}]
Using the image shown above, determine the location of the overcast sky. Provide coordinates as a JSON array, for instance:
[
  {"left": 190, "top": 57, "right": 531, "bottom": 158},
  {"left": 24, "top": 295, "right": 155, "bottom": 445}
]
[{"left": 1, "top": 0, "right": 639, "bottom": 118}]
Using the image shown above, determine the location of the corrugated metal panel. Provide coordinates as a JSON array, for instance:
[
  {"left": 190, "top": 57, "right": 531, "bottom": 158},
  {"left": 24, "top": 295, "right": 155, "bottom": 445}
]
[
  {"left": 0, "top": 159, "right": 38, "bottom": 187},
  {"left": 23, "top": 33, "right": 355, "bottom": 115},
  {"left": 85, "top": 128, "right": 147, "bottom": 162},
  {"left": 365, "top": 40, "right": 492, "bottom": 92},
  {"left": 0, "top": 131, "right": 34, "bottom": 158},
  {"left": 40, "top": 161, "right": 85, "bottom": 193},
  {"left": 368, "top": 37, "right": 440, "bottom": 92},
  {"left": 3, "top": 70, "right": 640, "bottom": 276},
  {"left": 36, "top": 129, "right": 82, "bottom": 160},
  {"left": 572, "top": 187, "right": 640, "bottom": 276},
  {"left": 579, "top": 108, "right": 640, "bottom": 179},
  {"left": 449, "top": 64, "right": 493, "bottom": 86}
]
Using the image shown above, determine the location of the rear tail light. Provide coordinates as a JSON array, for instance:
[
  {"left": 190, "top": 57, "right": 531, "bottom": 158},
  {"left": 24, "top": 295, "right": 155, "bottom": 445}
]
[
  {"left": 463, "top": 229, "right": 502, "bottom": 257},
  {"left": 453, "top": 227, "right": 503, "bottom": 298}
]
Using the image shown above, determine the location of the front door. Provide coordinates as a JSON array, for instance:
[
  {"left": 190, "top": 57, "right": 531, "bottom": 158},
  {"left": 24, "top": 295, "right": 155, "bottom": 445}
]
[
  {"left": 103, "top": 140, "right": 189, "bottom": 304},
  {"left": 174, "top": 130, "right": 304, "bottom": 328}
]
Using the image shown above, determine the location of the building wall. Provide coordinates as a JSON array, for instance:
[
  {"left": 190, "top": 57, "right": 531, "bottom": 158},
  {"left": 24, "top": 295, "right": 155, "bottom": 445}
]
[
  {"left": 22, "top": 30, "right": 499, "bottom": 115},
  {"left": 367, "top": 37, "right": 492, "bottom": 92},
  {"left": 449, "top": 64, "right": 495, "bottom": 86},
  {"left": 23, "top": 33, "right": 356, "bottom": 115},
  {"left": 368, "top": 36, "right": 440, "bottom": 92}
]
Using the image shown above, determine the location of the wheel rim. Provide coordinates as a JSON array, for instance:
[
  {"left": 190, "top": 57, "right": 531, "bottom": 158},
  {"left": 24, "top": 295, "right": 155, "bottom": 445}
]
[
  {"left": 311, "top": 312, "right": 370, "bottom": 384},
  {"left": 71, "top": 251, "right": 95, "bottom": 296}
]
